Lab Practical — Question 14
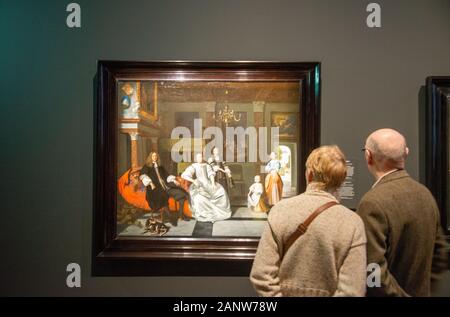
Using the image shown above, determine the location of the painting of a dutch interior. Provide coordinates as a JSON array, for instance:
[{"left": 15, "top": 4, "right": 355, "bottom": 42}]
[{"left": 117, "top": 81, "right": 301, "bottom": 238}]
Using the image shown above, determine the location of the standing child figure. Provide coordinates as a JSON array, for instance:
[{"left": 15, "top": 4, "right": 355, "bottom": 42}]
[{"left": 248, "top": 175, "right": 269, "bottom": 212}]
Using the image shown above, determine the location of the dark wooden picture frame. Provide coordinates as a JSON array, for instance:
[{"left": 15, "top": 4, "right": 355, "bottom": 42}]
[
  {"left": 425, "top": 76, "right": 450, "bottom": 235},
  {"left": 93, "top": 61, "right": 321, "bottom": 276}
]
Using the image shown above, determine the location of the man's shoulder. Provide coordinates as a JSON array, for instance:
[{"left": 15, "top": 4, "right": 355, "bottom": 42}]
[
  {"left": 140, "top": 165, "right": 150, "bottom": 172},
  {"left": 358, "top": 184, "right": 388, "bottom": 216},
  {"left": 359, "top": 184, "right": 384, "bottom": 205},
  {"left": 358, "top": 173, "right": 437, "bottom": 214},
  {"left": 374, "top": 173, "right": 433, "bottom": 199}
]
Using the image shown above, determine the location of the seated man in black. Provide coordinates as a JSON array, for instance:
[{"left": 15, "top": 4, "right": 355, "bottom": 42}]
[
  {"left": 166, "top": 175, "right": 190, "bottom": 223},
  {"left": 139, "top": 152, "right": 190, "bottom": 226}
]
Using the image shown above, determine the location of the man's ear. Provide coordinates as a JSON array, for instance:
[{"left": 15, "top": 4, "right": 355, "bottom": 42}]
[
  {"left": 405, "top": 147, "right": 410, "bottom": 157},
  {"left": 366, "top": 150, "right": 373, "bottom": 166}
]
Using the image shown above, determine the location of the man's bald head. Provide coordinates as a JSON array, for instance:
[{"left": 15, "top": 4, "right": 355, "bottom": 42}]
[{"left": 365, "top": 128, "right": 409, "bottom": 171}]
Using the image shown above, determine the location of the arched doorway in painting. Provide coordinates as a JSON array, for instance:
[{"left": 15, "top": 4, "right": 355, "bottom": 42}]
[{"left": 277, "top": 144, "right": 296, "bottom": 198}]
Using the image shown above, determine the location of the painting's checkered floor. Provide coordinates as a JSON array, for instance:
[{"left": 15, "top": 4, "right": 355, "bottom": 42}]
[{"left": 118, "top": 206, "right": 268, "bottom": 238}]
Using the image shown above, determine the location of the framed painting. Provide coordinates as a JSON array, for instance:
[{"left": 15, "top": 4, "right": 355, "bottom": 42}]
[
  {"left": 270, "top": 112, "right": 299, "bottom": 140},
  {"left": 425, "top": 76, "right": 450, "bottom": 236},
  {"left": 93, "top": 61, "right": 321, "bottom": 276}
]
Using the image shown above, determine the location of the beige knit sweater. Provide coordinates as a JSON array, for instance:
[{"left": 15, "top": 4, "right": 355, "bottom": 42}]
[{"left": 250, "top": 184, "right": 367, "bottom": 297}]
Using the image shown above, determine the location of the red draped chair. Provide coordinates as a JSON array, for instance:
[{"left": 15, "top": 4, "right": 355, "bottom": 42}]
[{"left": 118, "top": 169, "right": 192, "bottom": 220}]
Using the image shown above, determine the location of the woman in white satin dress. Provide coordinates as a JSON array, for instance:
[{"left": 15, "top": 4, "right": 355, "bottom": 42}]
[{"left": 181, "top": 153, "right": 232, "bottom": 222}]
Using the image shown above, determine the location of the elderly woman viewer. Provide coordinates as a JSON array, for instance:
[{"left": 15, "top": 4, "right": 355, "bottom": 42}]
[{"left": 250, "top": 145, "right": 367, "bottom": 297}]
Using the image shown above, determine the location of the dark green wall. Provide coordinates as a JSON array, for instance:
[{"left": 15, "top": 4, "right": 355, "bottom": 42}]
[{"left": 1, "top": 0, "right": 449, "bottom": 296}]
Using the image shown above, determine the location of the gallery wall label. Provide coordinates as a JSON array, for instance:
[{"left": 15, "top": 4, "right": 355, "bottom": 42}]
[{"left": 338, "top": 160, "right": 355, "bottom": 201}]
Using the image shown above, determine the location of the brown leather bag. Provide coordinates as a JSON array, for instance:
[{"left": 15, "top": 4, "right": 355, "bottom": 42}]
[{"left": 281, "top": 201, "right": 339, "bottom": 259}]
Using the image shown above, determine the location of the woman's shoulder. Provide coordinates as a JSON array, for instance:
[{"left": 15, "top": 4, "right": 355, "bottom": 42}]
[
  {"left": 333, "top": 205, "right": 367, "bottom": 244},
  {"left": 269, "top": 195, "right": 361, "bottom": 221},
  {"left": 331, "top": 204, "right": 366, "bottom": 235},
  {"left": 268, "top": 194, "right": 308, "bottom": 218},
  {"left": 333, "top": 204, "right": 361, "bottom": 219}
]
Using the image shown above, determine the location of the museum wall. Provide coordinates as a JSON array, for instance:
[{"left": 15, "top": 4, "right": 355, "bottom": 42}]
[{"left": 0, "top": 0, "right": 449, "bottom": 296}]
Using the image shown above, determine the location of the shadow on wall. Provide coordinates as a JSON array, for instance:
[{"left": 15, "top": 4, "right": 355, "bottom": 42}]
[{"left": 418, "top": 86, "right": 426, "bottom": 185}]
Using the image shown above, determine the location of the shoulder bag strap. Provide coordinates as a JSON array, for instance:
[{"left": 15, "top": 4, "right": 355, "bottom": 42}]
[{"left": 282, "top": 201, "right": 339, "bottom": 259}]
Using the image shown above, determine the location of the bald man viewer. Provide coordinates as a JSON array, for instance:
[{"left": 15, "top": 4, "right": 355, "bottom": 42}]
[{"left": 358, "top": 129, "right": 448, "bottom": 297}]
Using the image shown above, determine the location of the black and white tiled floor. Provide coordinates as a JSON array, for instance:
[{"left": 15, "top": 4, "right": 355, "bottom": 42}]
[{"left": 118, "top": 206, "right": 268, "bottom": 238}]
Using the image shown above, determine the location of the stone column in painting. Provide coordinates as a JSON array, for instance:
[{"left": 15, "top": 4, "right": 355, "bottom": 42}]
[{"left": 129, "top": 132, "right": 139, "bottom": 170}]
